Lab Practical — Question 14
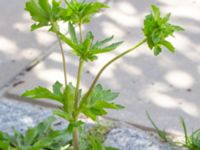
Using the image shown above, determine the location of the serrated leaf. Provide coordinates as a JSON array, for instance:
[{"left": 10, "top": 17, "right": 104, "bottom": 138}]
[
  {"left": 92, "top": 36, "right": 114, "bottom": 49},
  {"left": 39, "top": 0, "right": 51, "bottom": 14},
  {"left": 25, "top": 0, "right": 49, "bottom": 22},
  {"left": 22, "top": 86, "right": 63, "bottom": 102},
  {"left": 81, "top": 84, "right": 122, "bottom": 120},
  {"left": 53, "top": 81, "right": 63, "bottom": 96},
  {"left": 64, "top": 0, "right": 108, "bottom": 24},
  {"left": 26, "top": 0, "right": 65, "bottom": 31},
  {"left": 93, "top": 41, "right": 123, "bottom": 54},
  {"left": 68, "top": 22, "right": 78, "bottom": 44},
  {"left": 90, "top": 84, "right": 119, "bottom": 104}
]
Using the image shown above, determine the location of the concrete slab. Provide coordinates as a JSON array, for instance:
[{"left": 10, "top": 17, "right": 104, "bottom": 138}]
[
  {"left": 0, "top": 0, "right": 59, "bottom": 88},
  {"left": 6, "top": 0, "right": 200, "bottom": 134}
]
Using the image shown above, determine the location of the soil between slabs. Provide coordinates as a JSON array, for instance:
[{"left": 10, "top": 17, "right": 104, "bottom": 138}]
[{"left": 0, "top": 98, "right": 182, "bottom": 150}]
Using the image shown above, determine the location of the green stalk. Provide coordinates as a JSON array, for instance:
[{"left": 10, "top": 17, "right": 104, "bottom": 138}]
[
  {"left": 73, "top": 22, "right": 84, "bottom": 150},
  {"left": 56, "top": 32, "right": 68, "bottom": 87},
  {"left": 78, "top": 22, "right": 83, "bottom": 42},
  {"left": 80, "top": 38, "right": 147, "bottom": 106},
  {"left": 73, "top": 129, "right": 79, "bottom": 150},
  {"left": 74, "top": 59, "right": 84, "bottom": 110}
]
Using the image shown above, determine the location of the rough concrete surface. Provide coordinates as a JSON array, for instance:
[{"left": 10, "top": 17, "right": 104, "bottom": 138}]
[
  {"left": 0, "top": 0, "right": 58, "bottom": 88},
  {"left": 1, "top": 0, "right": 200, "bottom": 136}
]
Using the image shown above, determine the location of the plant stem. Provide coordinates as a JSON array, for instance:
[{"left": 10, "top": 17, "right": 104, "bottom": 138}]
[
  {"left": 73, "top": 22, "right": 84, "bottom": 150},
  {"left": 74, "top": 59, "right": 84, "bottom": 109},
  {"left": 81, "top": 38, "right": 147, "bottom": 106},
  {"left": 73, "top": 128, "right": 79, "bottom": 150},
  {"left": 56, "top": 33, "right": 68, "bottom": 86},
  {"left": 78, "top": 23, "right": 83, "bottom": 42}
]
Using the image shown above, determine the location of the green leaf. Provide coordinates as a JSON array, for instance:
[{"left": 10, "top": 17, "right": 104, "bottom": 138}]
[
  {"left": 153, "top": 46, "right": 162, "bottom": 56},
  {"left": 25, "top": 0, "right": 65, "bottom": 31},
  {"left": 25, "top": 0, "right": 49, "bottom": 30},
  {"left": 53, "top": 109, "right": 72, "bottom": 121},
  {"left": 94, "top": 100, "right": 124, "bottom": 110},
  {"left": 82, "top": 31, "right": 94, "bottom": 52},
  {"left": 147, "top": 112, "right": 168, "bottom": 142},
  {"left": 171, "top": 25, "right": 184, "bottom": 31},
  {"left": 90, "top": 84, "right": 119, "bottom": 104},
  {"left": 25, "top": 0, "right": 49, "bottom": 22},
  {"left": 63, "top": 82, "right": 76, "bottom": 114},
  {"left": 143, "top": 5, "right": 183, "bottom": 55},
  {"left": 0, "top": 141, "right": 10, "bottom": 150},
  {"left": 192, "top": 129, "right": 200, "bottom": 148},
  {"left": 81, "top": 84, "right": 123, "bottom": 120},
  {"left": 64, "top": 0, "right": 108, "bottom": 24},
  {"left": 23, "top": 116, "right": 55, "bottom": 146},
  {"left": 152, "top": 5, "right": 160, "bottom": 21},
  {"left": 93, "top": 41, "right": 123, "bottom": 54},
  {"left": 180, "top": 116, "right": 189, "bottom": 145},
  {"left": 39, "top": 0, "right": 51, "bottom": 14},
  {"left": 106, "top": 147, "right": 119, "bottom": 150},
  {"left": 163, "top": 13, "right": 171, "bottom": 23},
  {"left": 53, "top": 81, "right": 63, "bottom": 96},
  {"left": 160, "top": 40, "right": 175, "bottom": 53},
  {"left": 92, "top": 36, "right": 114, "bottom": 49},
  {"left": 68, "top": 22, "right": 78, "bottom": 44},
  {"left": 22, "top": 86, "right": 63, "bottom": 102}
]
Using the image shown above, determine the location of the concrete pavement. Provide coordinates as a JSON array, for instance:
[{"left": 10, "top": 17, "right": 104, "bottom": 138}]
[{"left": 1, "top": 0, "right": 200, "bottom": 135}]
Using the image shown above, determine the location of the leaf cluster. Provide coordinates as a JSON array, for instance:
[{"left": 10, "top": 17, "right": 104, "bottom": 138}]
[
  {"left": 25, "top": 0, "right": 108, "bottom": 31},
  {"left": 80, "top": 84, "right": 124, "bottom": 120},
  {"left": 63, "top": 0, "right": 108, "bottom": 24},
  {"left": 143, "top": 5, "right": 184, "bottom": 55},
  {"left": 25, "top": 0, "right": 65, "bottom": 31},
  {"left": 23, "top": 82, "right": 123, "bottom": 122},
  {"left": 0, "top": 117, "right": 71, "bottom": 150},
  {"left": 60, "top": 22, "right": 123, "bottom": 61}
]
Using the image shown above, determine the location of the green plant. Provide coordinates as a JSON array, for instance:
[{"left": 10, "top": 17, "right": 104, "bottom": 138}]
[
  {"left": 180, "top": 117, "right": 200, "bottom": 150},
  {"left": 0, "top": 117, "right": 71, "bottom": 150},
  {"left": 146, "top": 112, "right": 168, "bottom": 142},
  {"left": 147, "top": 114, "right": 200, "bottom": 150},
  {"left": 22, "top": 1, "right": 183, "bottom": 149}
]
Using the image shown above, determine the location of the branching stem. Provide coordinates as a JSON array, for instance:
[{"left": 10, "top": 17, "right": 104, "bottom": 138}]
[{"left": 80, "top": 38, "right": 147, "bottom": 106}]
